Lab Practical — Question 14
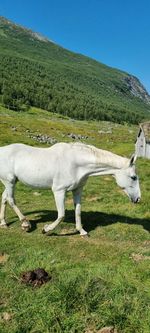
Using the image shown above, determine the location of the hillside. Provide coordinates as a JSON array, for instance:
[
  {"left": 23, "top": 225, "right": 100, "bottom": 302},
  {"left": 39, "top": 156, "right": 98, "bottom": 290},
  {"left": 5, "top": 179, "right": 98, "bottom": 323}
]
[{"left": 0, "top": 16, "right": 150, "bottom": 123}]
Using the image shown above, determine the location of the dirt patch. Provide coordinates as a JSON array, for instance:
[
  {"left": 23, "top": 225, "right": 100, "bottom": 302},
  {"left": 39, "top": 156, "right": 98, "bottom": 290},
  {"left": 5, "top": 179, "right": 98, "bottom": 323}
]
[
  {"left": 130, "top": 253, "right": 150, "bottom": 262},
  {"left": 20, "top": 268, "right": 51, "bottom": 287},
  {"left": 59, "top": 227, "right": 76, "bottom": 235},
  {"left": 85, "top": 327, "right": 117, "bottom": 333},
  {"left": 88, "top": 196, "right": 99, "bottom": 202},
  {"left": 142, "top": 240, "right": 150, "bottom": 248},
  {"left": 0, "top": 253, "right": 9, "bottom": 264},
  {"left": 66, "top": 198, "right": 73, "bottom": 204},
  {"left": 103, "top": 177, "right": 112, "bottom": 181},
  {"left": 97, "top": 328, "right": 117, "bottom": 333},
  {"left": 0, "top": 312, "right": 12, "bottom": 322}
]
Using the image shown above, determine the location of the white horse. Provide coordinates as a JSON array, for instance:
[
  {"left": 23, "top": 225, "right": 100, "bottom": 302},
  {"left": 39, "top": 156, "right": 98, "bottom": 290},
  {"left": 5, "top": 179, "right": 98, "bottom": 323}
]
[{"left": 0, "top": 142, "right": 141, "bottom": 235}]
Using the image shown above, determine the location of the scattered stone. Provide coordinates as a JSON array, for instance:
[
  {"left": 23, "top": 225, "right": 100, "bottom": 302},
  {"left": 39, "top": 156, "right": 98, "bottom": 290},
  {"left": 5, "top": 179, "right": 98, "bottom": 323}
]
[
  {"left": 27, "top": 131, "right": 57, "bottom": 144},
  {"left": 50, "top": 259, "right": 56, "bottom": 264},
  {"left": 1, "top": 312, "right": 12, "bottom": 321},
  {"left": 11, "top": 126, "right": 17, "bottom": 131},
  {"left": 68, "top": 133, "right": 88, "bottom": 140},
  {"left": 33, "top": 191, "right": 41, "bottom": 196},
  {"left": 20, "top": 268, "right": 51, "bottom": 287}
]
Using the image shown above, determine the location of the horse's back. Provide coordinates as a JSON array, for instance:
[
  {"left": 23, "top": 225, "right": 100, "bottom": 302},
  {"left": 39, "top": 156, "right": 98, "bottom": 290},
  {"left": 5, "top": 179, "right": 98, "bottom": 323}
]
[
  {"left": 0, "top": 143, "right": 73, "bottom": 188},
  {"left": 0, "top": 142, "right": 89, "bottom": 188}
]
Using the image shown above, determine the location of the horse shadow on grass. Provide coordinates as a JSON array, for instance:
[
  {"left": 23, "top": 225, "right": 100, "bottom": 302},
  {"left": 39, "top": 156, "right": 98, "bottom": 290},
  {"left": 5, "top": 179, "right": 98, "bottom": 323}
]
[{"left": 22, "top": 209, "right": 150, "bottom": 235}]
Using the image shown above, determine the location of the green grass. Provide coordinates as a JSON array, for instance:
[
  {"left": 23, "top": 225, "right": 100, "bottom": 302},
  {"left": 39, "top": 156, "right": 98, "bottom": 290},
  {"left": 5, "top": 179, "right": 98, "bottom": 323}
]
[{"left": 0, "top": 106, "right": 150, "bottom": 333}]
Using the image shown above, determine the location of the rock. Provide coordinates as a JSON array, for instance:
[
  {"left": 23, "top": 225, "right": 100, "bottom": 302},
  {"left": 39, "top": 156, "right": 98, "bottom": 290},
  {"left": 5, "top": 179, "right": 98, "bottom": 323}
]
[
  {"left": 28, "top": 132, "right": 57, "bottom": 144},
  {"left": 124, "top": 75, "right": 150, "bottom": 104},
  {"left": 33, "top": 192, "right": 41, "bottom": 196},
  {"left": 11, "top": 126, "right": 17, "bottom": 131},
  {"left": 67, "top": 133, "right": 88, "bottom": 140},
  {"left": 1, "top": 312, "right": 12, "bottom": 321}
]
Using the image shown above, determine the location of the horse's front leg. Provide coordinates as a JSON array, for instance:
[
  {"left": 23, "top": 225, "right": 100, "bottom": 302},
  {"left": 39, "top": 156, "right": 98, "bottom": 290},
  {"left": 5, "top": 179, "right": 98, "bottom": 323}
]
[
  {"left": 73, "top": 187, "right": 88, "bottom": 236},
  {"left": 42, "top": 189, "right": 65, "bottom": 234}
]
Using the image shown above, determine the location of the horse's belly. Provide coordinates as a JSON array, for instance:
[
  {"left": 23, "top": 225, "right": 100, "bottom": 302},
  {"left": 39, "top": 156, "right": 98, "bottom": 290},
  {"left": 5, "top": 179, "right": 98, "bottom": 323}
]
[
  {"left": 16, "top": 166, "right": 53, "bottom": 189},
  {"left": 17, "top": 173, "right": 53, "bottom": 188}
]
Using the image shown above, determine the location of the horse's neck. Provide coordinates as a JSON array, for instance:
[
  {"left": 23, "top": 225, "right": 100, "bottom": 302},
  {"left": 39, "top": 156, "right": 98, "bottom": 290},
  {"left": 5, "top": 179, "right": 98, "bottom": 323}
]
[
  {"left": 79, "top": 144, "right": 129, "bottom": 171},
  {"left": 94, "top": 148, "right": 129, "bottom": 169},
  {"left": 71, "top": 143, "right": 129, "bottom": 173}
]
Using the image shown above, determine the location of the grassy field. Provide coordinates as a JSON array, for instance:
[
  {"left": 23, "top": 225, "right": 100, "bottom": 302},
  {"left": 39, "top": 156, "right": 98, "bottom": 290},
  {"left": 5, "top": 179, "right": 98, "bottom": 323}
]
[{"left": 0, "top": 106, "right": 150, "bottom": 333}]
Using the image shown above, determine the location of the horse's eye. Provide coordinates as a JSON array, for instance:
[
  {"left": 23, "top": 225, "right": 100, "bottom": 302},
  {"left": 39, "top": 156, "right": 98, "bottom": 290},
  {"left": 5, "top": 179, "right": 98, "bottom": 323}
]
[{"left": 131, "top": 176, "right": 137, "bottom": 181}]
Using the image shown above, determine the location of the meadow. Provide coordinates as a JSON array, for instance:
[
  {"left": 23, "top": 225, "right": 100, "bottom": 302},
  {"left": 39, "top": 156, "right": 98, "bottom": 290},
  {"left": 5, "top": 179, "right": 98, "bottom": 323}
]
[{"left": 0, "top": 106, "right": 150, "bottom": 333}]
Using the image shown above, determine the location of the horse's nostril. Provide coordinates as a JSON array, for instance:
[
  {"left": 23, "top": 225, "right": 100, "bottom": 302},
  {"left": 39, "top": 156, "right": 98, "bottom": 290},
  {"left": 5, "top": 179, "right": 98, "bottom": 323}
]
[
  {"left": 135, "top": 197, "right": 140, "bottom": 203},
  {"left": 131, "top": 197, "right": 140, "bottom": 204}
]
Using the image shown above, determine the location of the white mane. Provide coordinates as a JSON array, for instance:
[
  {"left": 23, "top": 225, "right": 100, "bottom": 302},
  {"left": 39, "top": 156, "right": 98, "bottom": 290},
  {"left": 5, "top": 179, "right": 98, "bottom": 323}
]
[{"left": 70, "top": 142, "right": 129, "bottom": 169}]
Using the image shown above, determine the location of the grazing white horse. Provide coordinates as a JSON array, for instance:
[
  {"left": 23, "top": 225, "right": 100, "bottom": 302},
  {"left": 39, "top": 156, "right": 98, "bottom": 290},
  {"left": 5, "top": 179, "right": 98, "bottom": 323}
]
[{"left": 0, "top": 142, "right": 141, "bottom": 235}]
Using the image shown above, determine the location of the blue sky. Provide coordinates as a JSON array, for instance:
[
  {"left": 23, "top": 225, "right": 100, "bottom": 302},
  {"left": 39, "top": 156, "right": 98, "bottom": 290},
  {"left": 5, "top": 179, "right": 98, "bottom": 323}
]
[{"left": 1, "top": 0, "right": 150, "bottom": 93}]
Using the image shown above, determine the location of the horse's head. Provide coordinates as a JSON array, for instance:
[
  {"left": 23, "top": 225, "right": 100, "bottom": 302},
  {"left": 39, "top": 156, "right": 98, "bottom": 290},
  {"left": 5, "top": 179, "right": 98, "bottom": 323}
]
[{"left": 114, "top": 154, "right": 141, "bottom": 203}]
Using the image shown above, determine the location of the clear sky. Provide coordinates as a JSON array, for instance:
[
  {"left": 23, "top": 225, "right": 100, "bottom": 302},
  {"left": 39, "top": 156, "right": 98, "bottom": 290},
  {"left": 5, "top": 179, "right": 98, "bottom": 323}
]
[{"left": 0, "top": 0, "right": 150, "bottom": 93}]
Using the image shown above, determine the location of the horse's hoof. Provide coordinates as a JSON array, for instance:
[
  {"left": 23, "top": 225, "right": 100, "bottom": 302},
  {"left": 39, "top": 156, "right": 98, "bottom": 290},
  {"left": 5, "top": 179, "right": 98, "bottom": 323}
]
[
  {"left": 21, "top": 225, "right": 31, "bottom": 232},
  {"left": 42, "top": 224, "right": 53, "bottom": 235},
  {"left": 21, "top": 220, "right": 31, "bottom": 232},
  {"left": 42, "top": 228, "right": 52, "bottom": 236},
  {"left": 81, "top": 234, "right": 90, "bottom": 238},
  {"left": 0, "top": 223, "right": 8, "bottom": 229}
]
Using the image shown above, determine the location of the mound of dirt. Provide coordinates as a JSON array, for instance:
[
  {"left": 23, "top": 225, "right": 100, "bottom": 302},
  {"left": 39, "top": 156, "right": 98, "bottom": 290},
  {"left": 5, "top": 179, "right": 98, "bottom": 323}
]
[{"left": 20, "top": 268, "right": 51, "bottom": 287}]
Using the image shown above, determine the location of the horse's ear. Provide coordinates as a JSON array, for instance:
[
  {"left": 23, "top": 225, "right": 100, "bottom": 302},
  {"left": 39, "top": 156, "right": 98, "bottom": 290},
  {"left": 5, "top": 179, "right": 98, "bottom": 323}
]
[{"left": 129, "top": 154, "right": 137, "bottom": 166}]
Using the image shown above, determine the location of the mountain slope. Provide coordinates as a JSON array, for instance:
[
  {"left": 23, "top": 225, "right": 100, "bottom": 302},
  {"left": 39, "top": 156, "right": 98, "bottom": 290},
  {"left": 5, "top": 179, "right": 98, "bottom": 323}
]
[{"left": 0, "top": 16, "right": 150, "bottom": 123}]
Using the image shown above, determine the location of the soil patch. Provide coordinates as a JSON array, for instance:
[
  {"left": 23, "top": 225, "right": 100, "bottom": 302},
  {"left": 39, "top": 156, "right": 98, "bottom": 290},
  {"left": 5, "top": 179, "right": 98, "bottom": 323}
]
[{"left": 0, "top": 253, "right": 9, "bottom": 264}]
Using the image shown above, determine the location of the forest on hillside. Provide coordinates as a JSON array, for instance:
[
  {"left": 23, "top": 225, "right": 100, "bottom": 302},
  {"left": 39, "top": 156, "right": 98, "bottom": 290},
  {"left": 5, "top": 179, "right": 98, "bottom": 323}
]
[{"left": 0, "top": 54, "right": 149, "bottom": 124}]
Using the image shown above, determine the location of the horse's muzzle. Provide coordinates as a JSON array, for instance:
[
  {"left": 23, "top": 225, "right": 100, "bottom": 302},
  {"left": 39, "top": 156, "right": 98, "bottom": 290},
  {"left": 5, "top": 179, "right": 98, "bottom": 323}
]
[{"left": 131, "top": 197, "right": 141, "bottom": 204}]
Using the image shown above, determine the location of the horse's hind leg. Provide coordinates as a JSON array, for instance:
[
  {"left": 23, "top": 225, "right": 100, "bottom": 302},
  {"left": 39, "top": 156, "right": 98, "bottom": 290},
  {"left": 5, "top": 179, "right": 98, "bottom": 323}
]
[
  {"left": 0, "top": 189, "right": 8, "bottom": 227},
  {"left": 1, "top": 180, "right": 31, "bottom": 231}
]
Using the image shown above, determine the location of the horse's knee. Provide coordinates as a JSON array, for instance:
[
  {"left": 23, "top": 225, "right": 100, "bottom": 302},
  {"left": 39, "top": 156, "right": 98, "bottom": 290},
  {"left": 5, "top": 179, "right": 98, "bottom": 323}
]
[
  {"left": 1, "top": 191, "right": 7, "bottom": 204},
  {"left": 7, "top": 197, "right": 15, "bottom": 208}
]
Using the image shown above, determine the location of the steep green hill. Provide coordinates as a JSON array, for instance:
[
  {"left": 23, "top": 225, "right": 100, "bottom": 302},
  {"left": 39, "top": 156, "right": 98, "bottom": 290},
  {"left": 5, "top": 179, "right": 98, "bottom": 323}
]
[{"left": 0, "top": 16, "right": 150, "bottom": 123}]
